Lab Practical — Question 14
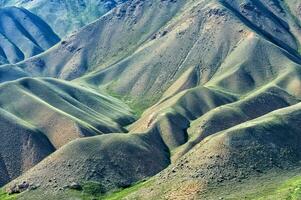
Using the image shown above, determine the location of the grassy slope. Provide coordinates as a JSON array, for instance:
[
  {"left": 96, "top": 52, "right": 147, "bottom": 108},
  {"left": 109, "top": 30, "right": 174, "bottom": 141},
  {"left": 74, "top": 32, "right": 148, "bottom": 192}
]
[
  {"left": 2, "top": 0, "right": 301, "bottom": 199},
  {"left": 9, "top": 0, "right": 300, "bottom": 104},
  {"left": 6, "top": 170, "right": 301, "bottom": 200},
  {"left": 5, "top": 133, "right": 169, "bottom": 200},
  {"left": 0, "top": 77, "right": 135, "bottom": 146},
  {"left": 105, "top": 1, "right": 301, "bottom": 198},
  {"left": 123, "top": 102, "right": 301, "bottom": 199},
  {"left": 21, "top": 98, "right": 301, "bottom": 200},
  {"left": 14, "top": 0, "right": 184, "bottom": 81},
  {"left": 0, "top": 77, "right": 135, "bottom": 186}
]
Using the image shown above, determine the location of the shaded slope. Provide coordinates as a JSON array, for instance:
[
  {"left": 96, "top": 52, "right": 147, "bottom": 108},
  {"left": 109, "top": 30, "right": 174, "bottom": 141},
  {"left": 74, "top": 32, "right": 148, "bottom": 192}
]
[
  {"left": 3, "top": 0, "right": 301, "bottom": 198},
  {"left": 0, "top": 6, "right": 59, "bottom": 65},
  {"left": 129, "top": 86, "right": 237, "bottom": 150},
  {"left": 0, "top": 108, "right": 54, "bottom": 187},
  {"left": 81, "top": 0, "right": 301, "bottom": 104},
  {"left": 0, "top": 0, "right": 129, "bottom": 37},
  {"left": 5, "top": 132, "right": 170, "bottom": 200},
  {"left": 7, "top": 79, "right": 301, "bottom": 199},
  {"left": 7, "top": 45, "right": 301, "bottom": 199},
  {"left": 0, "top": 65, "right": 28, "bottom": 83}
]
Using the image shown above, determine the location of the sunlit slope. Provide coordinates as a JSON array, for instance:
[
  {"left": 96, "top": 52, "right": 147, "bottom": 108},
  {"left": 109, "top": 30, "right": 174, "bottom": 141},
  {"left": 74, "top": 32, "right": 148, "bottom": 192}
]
[
  {"left": 11, "top": 0, "right": 301, "bottom": 106},
  {"left": 0, "top": 7, "right": 59, "bottom": 65},
  {"left": 3, "top": 0, "right": 301, "bottom": 199},
  {"left": 7, "top": 35, "right": 301, "bottom": 198},
  {"left": 124, "top": 102, "right": 301, "bottom": 200},
  {"left": 7, "top": 63, "right": 301, "bottom": 199},
  {"left": 0, "top": 78, "right": 135, "bottom": 148},
  {"left": 14, "top": 0, "right": 185, "bottom": 80},
  {"left": 0, "top": 77, "right": 135, "bottom": 186},
  {"left": 81, "top": 0, "right": 301, "bottom": 104}
]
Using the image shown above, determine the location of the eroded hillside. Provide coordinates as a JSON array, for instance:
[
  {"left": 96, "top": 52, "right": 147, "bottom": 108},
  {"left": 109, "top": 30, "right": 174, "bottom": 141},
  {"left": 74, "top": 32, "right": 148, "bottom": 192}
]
[{"left": 1, "top": 0, "right": 301, "bottom": 199}]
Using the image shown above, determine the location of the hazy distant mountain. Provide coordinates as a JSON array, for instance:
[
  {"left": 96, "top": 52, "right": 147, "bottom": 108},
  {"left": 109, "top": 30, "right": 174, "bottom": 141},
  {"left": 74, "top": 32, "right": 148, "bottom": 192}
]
[
  {"left": 0, "top": 0, "right": 128, "bottom": 37},
  {"left": 0, "top": 6, "right": 59, "bottom": 65}
]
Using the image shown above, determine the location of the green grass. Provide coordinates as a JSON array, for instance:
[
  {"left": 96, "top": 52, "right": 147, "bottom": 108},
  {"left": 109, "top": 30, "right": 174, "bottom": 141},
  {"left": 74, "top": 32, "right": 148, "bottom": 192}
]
[
  {"left": 67, "top": 180, "right": 152, "bottom": 200},
  {"left": 0, "top": 189, "right": 17, "bottom": 200},
  {"left": 82, "top": 181, "right": 105, "bottom": 196},
  {"left": 106, "top": 87, "right": 160, "bottom": 117},
  {"left": 254, "top": 176, "right": 301, "bottom": 200},
  {"left": 104, "top": 180, "right": 152, "bottom": 200}
]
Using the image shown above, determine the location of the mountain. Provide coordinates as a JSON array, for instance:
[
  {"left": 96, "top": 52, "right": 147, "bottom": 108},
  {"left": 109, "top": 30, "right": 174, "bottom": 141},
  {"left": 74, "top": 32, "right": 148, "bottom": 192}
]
[
  {"left": 0, "top": 77, "right": 135, "bottom": 186},
  {"left": 128, "top": 102, "right": 301, "bottom": 200},
  {"left": 0, "top": 0, "right": 128, "bottom": 37},
  {"left": 0, "top": 6, "right": 59, "bottom": 65},
  {"left": 1, "top": 0, "right": 301, "bottom": 199},
  {"left": 0, "top": 65, "right": 28, "bottom": 82}
]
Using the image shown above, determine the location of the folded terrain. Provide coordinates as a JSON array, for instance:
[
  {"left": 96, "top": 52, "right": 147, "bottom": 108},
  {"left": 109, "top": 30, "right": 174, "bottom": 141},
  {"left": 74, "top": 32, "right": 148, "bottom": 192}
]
[
  {"left": 0, "top": 0, "right": 129, "bottom": 37},
  {"left": 1, "top": 0, "right": 301, "bottom": 199},
  {"left": 127, "top": 102, "right": 301, "bottom": 200},
  {"left": 0, "top": 6, "right": 59, "bottom": 65},
  {"left": 0, "top": 77, "right": 135, "bottom": 186}
]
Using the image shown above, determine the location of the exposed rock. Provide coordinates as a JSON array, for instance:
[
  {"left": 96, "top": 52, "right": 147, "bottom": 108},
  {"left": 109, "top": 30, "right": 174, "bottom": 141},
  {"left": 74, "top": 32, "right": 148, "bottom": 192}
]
[{"left": 68, "top": 182, "right": 82, "bottom": 190}]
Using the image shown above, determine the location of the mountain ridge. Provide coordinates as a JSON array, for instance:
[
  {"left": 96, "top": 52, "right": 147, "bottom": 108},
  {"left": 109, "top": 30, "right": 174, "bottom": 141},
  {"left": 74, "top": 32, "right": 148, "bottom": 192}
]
[
  {"left": 1, "top": 0, "right": 301, "bottom": 199},
  {"left": 0, "top": 6, "right": 59, "bottom": 65},
  {"left": 0, "top": 0, "right": 129, "bottom": 37}
]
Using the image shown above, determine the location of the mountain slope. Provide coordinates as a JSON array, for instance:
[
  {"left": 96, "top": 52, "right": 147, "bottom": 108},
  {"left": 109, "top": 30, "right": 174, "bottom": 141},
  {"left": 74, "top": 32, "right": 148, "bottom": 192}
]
[
  {"left": 126, "top": 102, "right": 301, "bottom": 200},
  {"left": 0, "top": 0, "right": 128, "bottom": 37},
  {"left": 11, "top": 0, "right": 301, "bottom": 100},
  {"left": 0, "top": 65, "right": 28, "bottom": 82},
  {"left": 2, "top": 0, "right": 301, "bottom": 199},
  {"left": 0, "top": 108, "right": 54, "bottom": 186},
  {"left": 0, "top": 6, "right": 59, "bottom": 65},
  {"left": 13, "top": 0, "right": 184, "bottom": 81},
  {"left": 0, "top": 77, "right": 135, "bottom": 186}
]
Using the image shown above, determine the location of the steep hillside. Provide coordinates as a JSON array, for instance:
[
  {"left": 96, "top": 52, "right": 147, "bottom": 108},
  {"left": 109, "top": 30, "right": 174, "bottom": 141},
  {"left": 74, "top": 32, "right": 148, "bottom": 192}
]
[
  {"left": 14, "top": 0, "right": 184, "bottom": 80},
  {"left": 0, "top": 0, "right": 128, "bottom": 37},
  {"left": 2, "top": 0, "right": 301, "bottom": 199},
  {"left": 0, "top": 77, "right": 135, "bottom": 186},
  {"left": 5, "top": 132, "right": 170, "bottom": 199},
  {"left": 0, "top": 108, "right": 54, "bottom": 187},
  {"left": 0, "top": 6, "right": 59, "bottom": 65},
  {"left": 11, "top": 0, "right": 301, "bottom": 100},
  {"left": 126, "top": 102, "right": 301, "bottom": 200}
]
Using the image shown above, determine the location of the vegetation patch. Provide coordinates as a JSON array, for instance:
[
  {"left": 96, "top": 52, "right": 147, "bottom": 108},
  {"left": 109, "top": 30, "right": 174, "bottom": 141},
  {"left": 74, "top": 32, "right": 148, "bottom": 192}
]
[
  {"left": 254, "top": 175, "right": 301, "bottom": 200},
  {"left": 82, "top": 181, "right": 105, "bottom": 196},
  {"left": 106, "top": 87, "right": 160, "bottom": 117},
  {"left": 103, "top": 180, "right": 152, "bottom": 200},
  {"left": 0, "top": 189, "right": 17, "bottom": 200},
  {"left": 67, "top": 180, "right": 152, "bottom": 200}
]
